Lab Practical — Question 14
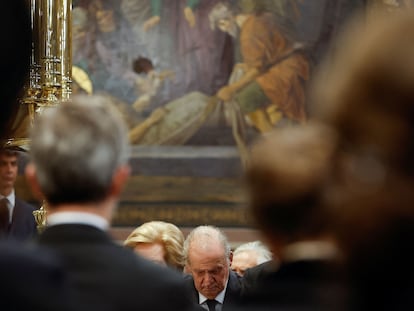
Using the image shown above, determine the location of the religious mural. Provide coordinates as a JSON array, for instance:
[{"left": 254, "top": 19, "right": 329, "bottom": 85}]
[
  {"left": 72, "top": 0, "right": 367, "bottom": 149},
  {"left": 14, "top": 0, "right": 414, "bottom": 228}
]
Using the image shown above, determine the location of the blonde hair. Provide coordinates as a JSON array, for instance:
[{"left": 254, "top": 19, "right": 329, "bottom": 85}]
[{"left": 124, "top": 221, "right": 185, "bottom": 270}]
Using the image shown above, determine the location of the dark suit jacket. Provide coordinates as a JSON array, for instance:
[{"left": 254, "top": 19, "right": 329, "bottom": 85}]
[
  {"left": 37, "top": 224, "right": 195, "bottom": 311},
  {"left": 234, "top": 259, "right": 348, "bottom": 311},
  {"left": 0, "top": 241, "right": 75, "bottom": 311},
  {"left": 184, "top": 269, "right": 242, "bottom": 309},
  {"left": 8, "top": 197, "right": 37, "bottom": 240},
  {"left": 241, "top": 260, "right": 279, "bottom": 297}
]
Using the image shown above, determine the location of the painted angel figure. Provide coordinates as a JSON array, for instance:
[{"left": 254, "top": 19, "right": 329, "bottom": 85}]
[{"left": 132, "top": 57, "right": 175, "bottom": 112}]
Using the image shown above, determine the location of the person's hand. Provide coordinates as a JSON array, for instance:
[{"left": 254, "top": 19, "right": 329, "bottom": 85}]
[
  {"left": 217, "top": 86, "right": 235, "bottom": 102},
  {"left": 143, "top": 16, "right": 160, "bottom": 32},
  {"left": 184, "top": 7, "right": 196, "bottom": 28}
]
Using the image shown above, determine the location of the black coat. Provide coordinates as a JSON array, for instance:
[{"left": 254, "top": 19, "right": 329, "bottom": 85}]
[
  {"left": 8, "top": 197, "right": 37, "bottom": 241},
  {"left": 37, "top": 224, "right": 195, "bottom": 311},
  {"left": 0, "top": 241, "right": 74, "bottom": 311},
  {"left": 235, "top": 259, "right": 348, "bottom": 311}
]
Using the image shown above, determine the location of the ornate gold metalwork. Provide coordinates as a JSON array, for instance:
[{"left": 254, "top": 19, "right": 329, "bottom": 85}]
[
  {"left": 27, "top": 0, "right": 72, "bottom": 230},
  {"left": 33, "top": 202, "right": 48, "bottom": 234},
  {"left": 2, "top": 0, "right": 72, "bottom": 150}
]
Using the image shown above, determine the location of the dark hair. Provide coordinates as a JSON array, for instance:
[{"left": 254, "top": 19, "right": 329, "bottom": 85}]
[
  {"left": 0, "top": 148, "right": 19, "bottom": 158},
  {"left": 246, "top": 124, "right": 336, "bottom": 242},
  {"left": 132, "top": 57, "right": 154, "bottom": 74}
]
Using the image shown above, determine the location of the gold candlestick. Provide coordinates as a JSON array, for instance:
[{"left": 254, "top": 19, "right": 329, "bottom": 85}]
[{"left": 33, "top": 201, "right": 47, "bottom": 234}]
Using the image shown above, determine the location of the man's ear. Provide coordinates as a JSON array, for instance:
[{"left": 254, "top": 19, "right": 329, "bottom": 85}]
[
  {"left": 108, "top": 164, "right": 131, "bottom": 197},
  {"left": 229, "top": 250, "right": 233, "bottom": 266},
  {"left": 25, "top": 163, "right": 44, "bottom": 201}
]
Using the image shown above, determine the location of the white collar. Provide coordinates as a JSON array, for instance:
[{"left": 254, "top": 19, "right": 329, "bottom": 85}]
[
  {"left": 198, "top": 276, "right": 229, "bottom": 305},
  {"left": 0, "top": 189, "right": 15, "bottom": 206},
  {"left": 47, "top": 211, "right": 109, "bottom": 231}
]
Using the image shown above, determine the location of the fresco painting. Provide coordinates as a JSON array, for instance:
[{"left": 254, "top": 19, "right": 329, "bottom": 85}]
[
  {"left": 62, "top": 0, "right": 414, "bottom": 226},
  {"left": 72, "top": 0, "right": 372, "bottom": 149}
]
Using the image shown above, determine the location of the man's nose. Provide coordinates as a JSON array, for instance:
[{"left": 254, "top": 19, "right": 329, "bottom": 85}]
[{"left": 204, "top": 273, "right": 214, "bottom": 283}]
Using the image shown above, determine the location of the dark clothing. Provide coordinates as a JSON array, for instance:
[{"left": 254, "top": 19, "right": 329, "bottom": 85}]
[
  {"left": 37, "top": 224, "right": 195, "bottom": 311},
  {"left": 184, "top": 269, "right": 242, "bottom": 310},
  {"left": 235, "top": 259, "right": 348, "bottom": 311},
  {"left": 6, "top": 198, "right": 37, "bottom": 241},
  {"left": 0, "top": 241, "right": 74, "bottom": 311},
  {"left": 241, "top": 260, "right": 279, "bottom": 296}
]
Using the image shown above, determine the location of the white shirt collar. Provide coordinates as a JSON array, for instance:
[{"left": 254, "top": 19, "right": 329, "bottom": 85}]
[
  {"left": 47, "top": 211, "right": 109, "bottom": 231},
  {"left": 198, "top": 276, "right": 229, "bottom": 305}
]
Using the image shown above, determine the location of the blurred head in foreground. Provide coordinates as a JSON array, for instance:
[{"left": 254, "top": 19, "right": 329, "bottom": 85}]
[
  {"left": 26, "top": 95, "right": 130, "bottom": 218},
  {"left": 246, "top": 123, "right": 337, "bottom": 258},
  {"left": 311, "top": 10, "right": 414, "bottom": 309}
]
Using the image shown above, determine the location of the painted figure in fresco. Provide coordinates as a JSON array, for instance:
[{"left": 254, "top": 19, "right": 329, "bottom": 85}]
[
  {"left": 120, "top": 0, "right": 172, "bottom": 78},
  {"left": 143, "top": 0, "right": 198, "bottom": 31},
  {"left": 85, "top": 0, "right": 137, "bottom": 103},
  {"left": 209, "top": 2, "right": 310, "bottom": 133},
  {"left": 131, "top": 57, "right": 175, "bottom": 113},
  {"left": 142, "top": 0, "right": 234, "bottom": 97}
]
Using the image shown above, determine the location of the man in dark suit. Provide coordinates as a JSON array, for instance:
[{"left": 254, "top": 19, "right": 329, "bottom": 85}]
[
  {"left": 183, "top": 225, "right": 242, "bottom": 311},
  {"left": 25, "top": 95, "right": 195, "bottom": 311},
  {"left": 0, "top": 148, "right": 37, "bottom": 240}
]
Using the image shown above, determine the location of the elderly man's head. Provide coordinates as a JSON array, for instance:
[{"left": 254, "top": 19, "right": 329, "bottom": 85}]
[
  {"left": 247, "top": 123, "right": 337, "bottom": 245},
  {"left": 184, "top": 226, "right": 232, "bottom": 299},
  {"left": 231, "top": 241, "right": 272, "bottom": 276}
]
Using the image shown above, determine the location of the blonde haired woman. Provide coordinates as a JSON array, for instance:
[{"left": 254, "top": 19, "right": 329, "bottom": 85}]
[{"left": 124, "top": 221, "right": 185, "bottom": 271}]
